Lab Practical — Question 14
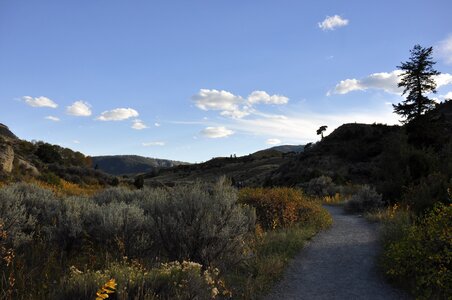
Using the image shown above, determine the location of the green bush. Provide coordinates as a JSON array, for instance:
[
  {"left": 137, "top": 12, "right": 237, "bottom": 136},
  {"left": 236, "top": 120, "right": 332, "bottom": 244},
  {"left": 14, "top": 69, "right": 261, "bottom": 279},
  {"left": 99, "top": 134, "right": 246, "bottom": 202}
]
[
  {"left": 344, "top": 185, "right": 384, "bottom": 213},
  {"left": 238, "top": 187, "right": 332, "bottom": 230},
  {"left": 381, "top": 203, "right": 452, "bottom": 299},
  {"left": 56, "top": 260, "right": 229, "bottom": 300}
]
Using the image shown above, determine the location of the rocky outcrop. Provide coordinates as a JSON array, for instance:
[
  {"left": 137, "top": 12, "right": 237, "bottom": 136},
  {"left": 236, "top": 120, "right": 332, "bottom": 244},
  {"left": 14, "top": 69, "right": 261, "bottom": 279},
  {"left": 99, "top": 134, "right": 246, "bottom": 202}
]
[
  {"left": 16, "top": 158, "right": 40, "bottom": 176},
  {"left": 0, "top": 123, "right": 18, "bottom": 140},
  {"left": 0, "top": 144, "right": 14, "bottom": 173}
]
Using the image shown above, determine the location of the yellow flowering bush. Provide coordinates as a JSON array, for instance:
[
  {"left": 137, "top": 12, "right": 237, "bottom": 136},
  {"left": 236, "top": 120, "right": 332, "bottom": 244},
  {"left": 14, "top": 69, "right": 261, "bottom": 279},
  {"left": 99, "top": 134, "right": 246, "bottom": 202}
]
[
  {"left": 239, "top": 187, "right": 332, "bottom": 230},
  {"left": 57, "top": 260, "right": 230, "bottom": 299},
  {"left": 381, "top": 203, "right": 452, "bottom": 299}
]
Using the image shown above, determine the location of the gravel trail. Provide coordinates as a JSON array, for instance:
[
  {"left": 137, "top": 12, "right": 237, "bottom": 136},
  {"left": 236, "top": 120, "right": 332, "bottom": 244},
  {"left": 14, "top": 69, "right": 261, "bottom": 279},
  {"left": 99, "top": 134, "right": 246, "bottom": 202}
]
[{"left": 264, "top": 206, "right": 410, "bottom": 300}]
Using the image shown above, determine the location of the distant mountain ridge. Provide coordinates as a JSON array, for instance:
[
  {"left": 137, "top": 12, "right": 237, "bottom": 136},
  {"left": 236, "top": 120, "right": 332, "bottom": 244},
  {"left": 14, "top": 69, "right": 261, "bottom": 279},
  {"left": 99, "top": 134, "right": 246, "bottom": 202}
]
[
  {"left": 268, "top": 145, "right": 304, "bottom": 153},
  {"left": 91, "top": 155, "right": 189, "bottom": 175}
]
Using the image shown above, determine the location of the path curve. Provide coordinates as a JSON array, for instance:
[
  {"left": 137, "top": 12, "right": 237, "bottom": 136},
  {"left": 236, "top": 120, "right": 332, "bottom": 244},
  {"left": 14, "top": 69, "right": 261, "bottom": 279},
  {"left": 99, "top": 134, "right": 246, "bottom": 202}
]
[{"left": 264, "top": 206, "right": 410, "bottom": 300}]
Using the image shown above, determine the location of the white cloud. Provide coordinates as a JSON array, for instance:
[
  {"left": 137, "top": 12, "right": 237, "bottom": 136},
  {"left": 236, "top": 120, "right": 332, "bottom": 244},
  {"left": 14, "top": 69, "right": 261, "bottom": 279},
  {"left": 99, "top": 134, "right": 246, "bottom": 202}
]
[
  {"left": 45, "top": 116, "right": 60, "bottom": 122},
  {"left": 142, "top": 141, "right": 165, "bottom": 146},
  {"left": 73, "top": 140, "right": 80, "bottom": 144},
  {"left": 131, "top": 119, "right": 148, "bottom": 130},
  {"left": 248, "top": 91, "right": 289, "bottom": 105},
  {"left": 437, "top": 35, "right": 452, "bottom": 64},
  {"left": 229, "top": 107, "right": 400, "bottom": 142},
  {"left": 440, "top": 91, "right": 452, "bottom": 100},
  {"left": 23, "top": 96, "right": 58, "bottom": 108},
  {"left": 329, "top": 70, "right": 452, "bottom": 95},
  {"left": 193, "top": 89, "right": 243, "bottom": 111},
  {"left": 435, "top": 73, "right": 452, "bottom": 88},
  {"left": 192, "top": 89, "right": 289, "bottom": 119},
  {"left": 200, "top": 126, "right": 234, "bottom": 138},
  {"left": 318, "top": 15, "right": 349, "bottom": 31},
  {"left": 97, "top": 108, "right": 139, "bottom": 121},
  {"left": 66, "top": 100, "right": 92, "bottom": 116},
  {"left": 266, "top": 138, "right": 281, "bottom": 145},
  {"left": 154, "top": 122, "right": 161, "bottom": 127}
]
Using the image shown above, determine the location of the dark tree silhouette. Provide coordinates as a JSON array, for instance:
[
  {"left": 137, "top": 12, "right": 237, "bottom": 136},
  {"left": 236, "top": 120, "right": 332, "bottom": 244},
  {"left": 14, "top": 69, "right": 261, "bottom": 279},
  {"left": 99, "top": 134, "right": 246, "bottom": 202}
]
[
  {"left": 316, "top": 125, "right": 327, "bottom": 139},
  {"left": 393, "top": 45, "right": 440, "bottom": 123}
]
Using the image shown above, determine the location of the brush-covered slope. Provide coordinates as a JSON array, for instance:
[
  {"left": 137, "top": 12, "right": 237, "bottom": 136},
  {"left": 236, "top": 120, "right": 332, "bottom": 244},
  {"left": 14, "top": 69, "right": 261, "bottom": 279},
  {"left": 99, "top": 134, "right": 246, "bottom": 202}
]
[
  {"left": 144, "top": 148, "right": 299, "bottom": 187},
  {"left": 0, "top": 124, "right": 112, "bottom": 185},
  {"left": 91, "top": 155, "right": 188, "bottom": 175}
]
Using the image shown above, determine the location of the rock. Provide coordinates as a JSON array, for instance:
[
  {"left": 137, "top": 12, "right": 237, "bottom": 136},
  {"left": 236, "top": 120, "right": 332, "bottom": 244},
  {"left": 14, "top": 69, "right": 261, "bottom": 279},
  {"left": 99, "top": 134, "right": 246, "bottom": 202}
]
[
  {"left": 0, "top": 144, "right": 14, "bottom": 173},
  {"left": 16, "top": 158, "right": 40, "bottom": 176}
]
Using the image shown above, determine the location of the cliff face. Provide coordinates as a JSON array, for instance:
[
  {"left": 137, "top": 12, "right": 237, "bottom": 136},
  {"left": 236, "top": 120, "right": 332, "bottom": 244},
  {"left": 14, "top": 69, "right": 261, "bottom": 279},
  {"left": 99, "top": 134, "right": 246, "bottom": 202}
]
[{"left": 0, "top": 123, "right": 18, "bottom": 140}]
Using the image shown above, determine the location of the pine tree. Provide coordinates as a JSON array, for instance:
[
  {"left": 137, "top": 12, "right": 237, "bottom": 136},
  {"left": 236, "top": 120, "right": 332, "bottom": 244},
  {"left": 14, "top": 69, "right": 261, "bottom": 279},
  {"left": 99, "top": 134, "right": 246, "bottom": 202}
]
[{"left": 393, "top": 45, "right": 440, "bottom": 123}]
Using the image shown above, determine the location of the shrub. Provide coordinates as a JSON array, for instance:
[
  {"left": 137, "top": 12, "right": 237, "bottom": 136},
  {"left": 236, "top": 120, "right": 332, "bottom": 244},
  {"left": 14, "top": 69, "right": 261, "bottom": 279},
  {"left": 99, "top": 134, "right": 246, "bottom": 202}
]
[
  {"left": 381, "top": 203, "right": 452, "bottom": 299},
  {"left": 304, "top": 176, "right": 336, "bottom": 197},
  {"left": 344, "top": 185, "right": 384, "bottom": 213},
  {"left": 0, "top": 185, "right": 36, "bottom": 247},
  {"left": 56, "top": 260, "right": 229, "bottom": 300},
  {"left": 239, "top": 187, "right": 332, "bottom": 230},
  {"left": 402, "top": 173, "right": 450, "bottom": 215},
  {"left": 146, "top": 178, "right": 255, "bottom": 269}
]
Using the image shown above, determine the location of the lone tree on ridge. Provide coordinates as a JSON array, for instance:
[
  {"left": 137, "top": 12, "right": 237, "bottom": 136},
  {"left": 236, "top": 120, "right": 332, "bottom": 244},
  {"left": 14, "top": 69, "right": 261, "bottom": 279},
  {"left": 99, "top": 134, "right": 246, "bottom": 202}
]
[
  {"left": 393, "top": 44, "right": 440, "bottom": 123},
  {"left": 317, "top": 125, "right": 327, "bottom": 139}
]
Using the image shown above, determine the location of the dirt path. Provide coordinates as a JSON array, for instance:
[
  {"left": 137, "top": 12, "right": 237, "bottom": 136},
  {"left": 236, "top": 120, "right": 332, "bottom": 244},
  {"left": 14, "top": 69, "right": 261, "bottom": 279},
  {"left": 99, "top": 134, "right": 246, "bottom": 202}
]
[{"left": 264, "top": 206, "right": 410, "bottom": 300}]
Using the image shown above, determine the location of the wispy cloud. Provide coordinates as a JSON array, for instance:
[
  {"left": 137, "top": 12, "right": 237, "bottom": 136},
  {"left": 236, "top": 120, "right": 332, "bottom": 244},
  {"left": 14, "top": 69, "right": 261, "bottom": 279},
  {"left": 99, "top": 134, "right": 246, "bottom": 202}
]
[
  {"left": 131, "top": 119, "right": 148, "bottom": 130},
  {"left": 23, "top": 96, "right": 58, "bottom": 108},
  {"left": 329, "top": 70, "right": 452, "bottom": 95},
  {"left": 437, "top": 35, "right": 452, "bottom": 64},
  {"left": 142, "top": 141, "right": 165, "bottom": 146},
  {"left": 266, "top": 138, "right": 281, "bottom": 145},
  {"left": 97, "top": 108, "right": 139, "bottom": 121},
  {"left": 45, "top": 116, "right": 60, "bottom": 122},
  {"left": 154, "top": 122, "right": 161, "bottom": 127},
  {"left": 66, "top": 100, "right": 92, "bottom": 116},
  {"left": 318, "top": 15, "right": 349, "bottom": 31},
  {"left": 200, "top": 126, "right": 234, "bottom": 138}
]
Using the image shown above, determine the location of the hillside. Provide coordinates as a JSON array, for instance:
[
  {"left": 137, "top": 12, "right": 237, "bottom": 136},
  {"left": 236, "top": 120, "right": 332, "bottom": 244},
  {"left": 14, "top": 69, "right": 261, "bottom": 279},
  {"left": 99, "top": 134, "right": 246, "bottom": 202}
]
[
  {"left": 91, "top": 155, "right": 188, "bottom": 175},
  {"left": 0, "top": 124, "right": 113, "bottom": 185},
  {"left": 144, "top": 148, "right": 299, "bottom": 187}
]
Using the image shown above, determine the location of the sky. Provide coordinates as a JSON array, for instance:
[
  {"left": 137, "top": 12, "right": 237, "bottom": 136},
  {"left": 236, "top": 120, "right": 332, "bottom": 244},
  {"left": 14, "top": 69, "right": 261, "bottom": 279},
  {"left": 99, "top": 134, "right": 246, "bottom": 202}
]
[{"left": 1, "top": 0, "right": 452, "bottom": 163}]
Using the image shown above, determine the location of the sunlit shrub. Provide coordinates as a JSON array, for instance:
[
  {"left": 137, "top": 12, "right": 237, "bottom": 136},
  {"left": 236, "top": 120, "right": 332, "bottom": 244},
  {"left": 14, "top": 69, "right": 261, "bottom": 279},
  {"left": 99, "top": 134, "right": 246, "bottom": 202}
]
[
  {"left": 344, "top": 185, "right": 384, "bottom": 213},
  {"left": 146, "top": 178, "right": 255, "bottom": 269},
  {"left": 381, "top": 203, "right": 452, "bottom": 299},
  {"left": 0, "top": 185, "right": 36, "bottom": 247},
  {"left": 239, "top": 187, "right": 332, "bottom": 230},
  {"left": 56, "top": 260, "right": 229, "bottom": 300}
]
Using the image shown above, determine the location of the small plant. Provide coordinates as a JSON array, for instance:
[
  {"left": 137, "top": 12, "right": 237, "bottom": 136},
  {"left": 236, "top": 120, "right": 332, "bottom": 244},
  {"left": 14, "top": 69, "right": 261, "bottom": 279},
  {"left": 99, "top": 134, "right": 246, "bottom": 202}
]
[{"left": 95, "top": 278, "right": 116, "bottom": 300}]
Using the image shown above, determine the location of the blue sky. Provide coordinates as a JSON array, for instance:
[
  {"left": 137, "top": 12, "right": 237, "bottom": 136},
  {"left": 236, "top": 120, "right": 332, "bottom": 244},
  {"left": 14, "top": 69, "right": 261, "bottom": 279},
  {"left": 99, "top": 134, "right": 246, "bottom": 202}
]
[{"left": 1, "top": 0, "right": 452, "bottom": 162}]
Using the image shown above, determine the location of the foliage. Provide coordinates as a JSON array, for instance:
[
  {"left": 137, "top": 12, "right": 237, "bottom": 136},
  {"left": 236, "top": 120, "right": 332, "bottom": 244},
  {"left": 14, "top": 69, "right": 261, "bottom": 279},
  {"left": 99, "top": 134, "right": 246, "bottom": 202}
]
[
  {"left": 0, "top": 185, "right": 36, "bottom": 247},
  {"left": 95, "top": 278, "right": 116, "bottom": 300},
  {"left": 402, "top": 173, "right": 451, "bottom": 215},
  {"left": 239, "top": 187, "right": 332, "bottom": 230},
  {"left": 304, "top": 175, "right": 336, "bottom": 197},
  {"left": 394, "top": 45, "right": 439, "bottom": 122},
  {"left": 57, "top": 260, "right": 229, "bottom": 300},
  {"left": 381, "top": 203, "right": 452, "bottom": 299},
  {"left": 344, "top": 185, "right": 384, "bottom": 213},
  {"left": 146, "top": 178, "right": 255, "bottom": 269},
  {"left": 134, "top": 175, "right": 144, "bottom": 189},
  {"left": 316, "top": 125, "right": 327, "bottom": 139}
]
